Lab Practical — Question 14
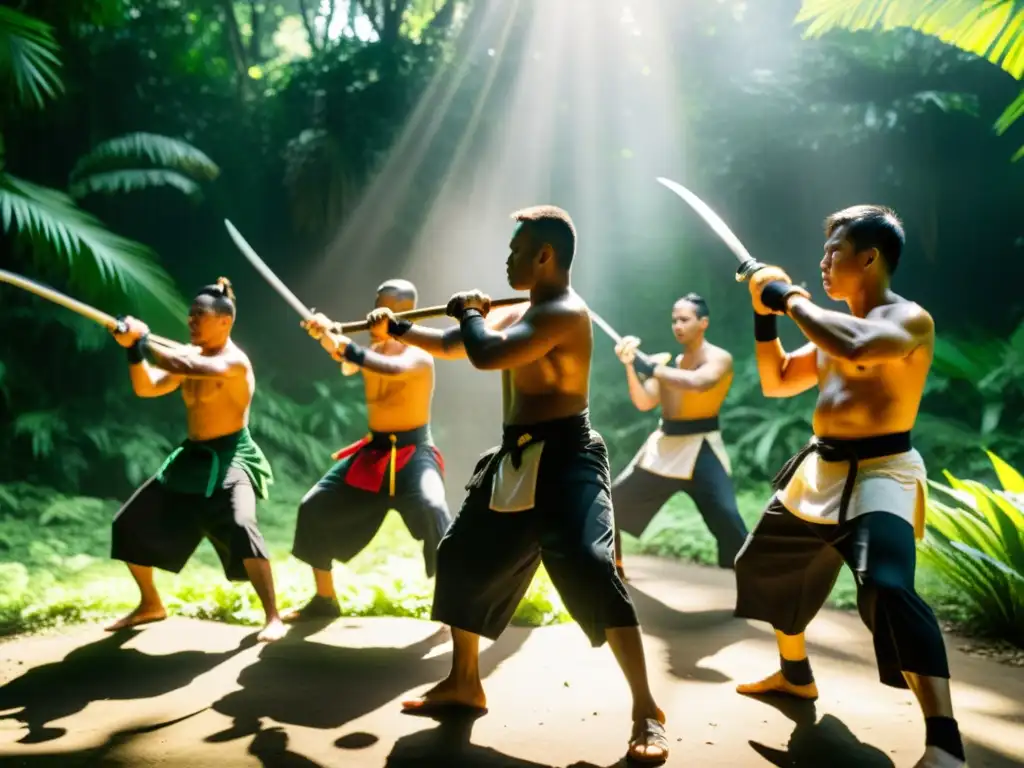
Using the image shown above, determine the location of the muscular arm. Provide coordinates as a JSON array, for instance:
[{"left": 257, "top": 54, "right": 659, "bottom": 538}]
[
  {"left": 786, "top": 297, "right": 933, "bottom": 364},
  {"left": 349, "top": 345, "right": 431, "bottom": 377},
  {"left": 756, "top": 339, "right": 818, "bottom": 398},
  {"left": 399, "top": 305, "right": 525, "bottom": 361},
  {"left": 143, "top": 340, "right": 247, "bottom": 379},
  {"left": 397, "top": 325, "right": 468, "bottom": 360},
  {"left": 459, "top": 305, "right": 577, "bottom": 371},
  {"left": 626, "top": 364, "right": 660, "bottom": 411},
  {"left": 127, "top": 361, "right": 182, "bottom": 398},
  {"left": 653, "top": 351, "right": 733, "bottom": 393}
]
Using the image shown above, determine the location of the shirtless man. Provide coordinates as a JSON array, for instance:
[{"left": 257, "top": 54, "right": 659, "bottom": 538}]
[
  {"left": 367, "top": 206, "right": 669, "bottom": 765},
  {"left": 610, "top": 293, "right": 748, "bottom": 578},
  {"left": 107, "top": 278, "right": 285, "bottom": 643},
  {"left": 283, "top": 280, "right": 452, "bottom": 621},
  {"left": 734, "top": 206, "right": 965, "bottom": 768}
]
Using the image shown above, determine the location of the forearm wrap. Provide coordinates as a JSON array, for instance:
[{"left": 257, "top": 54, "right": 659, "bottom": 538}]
[
  {"left": 760, "top": 281, "right": 802, "bottom": 313},
  {"left": 342, "top": 342, "right": 367, "bottom": 366},
  {"left": 387, "top": 317, "right": 413, "bottom": 337},
  {"left": 753, "top": 312, "right": 778, "bottom": 342},
  {"left": 458, "top": 309, "right": 488, "bottom": 353},
  {"left": 632, "top": 351, "right": 657, "bottom": 380},
  {"left": 126, "top": 339, "right": 146, "bottom": 364}
]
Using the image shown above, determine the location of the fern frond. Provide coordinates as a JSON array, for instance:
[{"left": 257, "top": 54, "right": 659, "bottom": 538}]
[
  {"left": 70, "top": 133, "right": 220, "bottom": 183},
  {"left": 69, "top": 169, "right": 203, "bottom": 200},
  {"left": 13, "top": 411, "right": 69, "bottom": 458},
  {"left": 0, "top": 172, "right": 187, "bottom": 323},
  {"left": 0, "top": 7, "right": 63, "bottom": 109}
]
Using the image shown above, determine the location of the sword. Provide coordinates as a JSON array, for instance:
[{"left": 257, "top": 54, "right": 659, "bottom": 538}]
[
  {"left": 0, "top": 269, "right": 182, "bottom": 348},
  {"left": 655, "top": 177, "right": 767, "bottom": 282},
  {"left": 224, "top": 219, "right": 314, "bottom": 322},
  {"left": 588, "top": 307, "right": 664, "bottom": 373}
]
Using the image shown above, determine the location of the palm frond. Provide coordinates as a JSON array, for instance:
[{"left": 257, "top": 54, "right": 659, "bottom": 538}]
[
  {"left": 995, "top": 88, "right": 1024, "bottom": 160},
  {"left": 0, "top": 173, "right": 187, "bottom": 323},
  {"left": 69, "top": 169, "right": 203, "bottom": 200},
  {"left": 0, "top": 7, "right": 63, "bottom": 109},
  {"left": 70, "top": 133, "right": 220, "bottom": 183},
  {"left": 796, "top": 1, "right": 1024, "bottom": 79}
]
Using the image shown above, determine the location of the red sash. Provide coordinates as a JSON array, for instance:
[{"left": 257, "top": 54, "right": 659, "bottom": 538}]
[{"left": 331, "top": 435, "right": 444, "bottom": 496}]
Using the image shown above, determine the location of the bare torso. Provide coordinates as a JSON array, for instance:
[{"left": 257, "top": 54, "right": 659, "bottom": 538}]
[
  {"left": 363, "top": 340, "right": 435, "bottom": 433},
  {"left": 812, "top": 299, "right": 933, "bottom": 438},
  {"left": 181, "top": 341, "right": 253, "bottom": 441},
  {"left": 498, "top": 293, "right": 592, "bottom": 425},
  {"left": 659, "top": 342, "right": 732, "bottom": 421}
]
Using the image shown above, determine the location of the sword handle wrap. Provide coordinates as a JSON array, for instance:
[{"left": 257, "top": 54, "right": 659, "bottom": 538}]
[{"left": 735, "top": 259, "right": 768, "bottom": 283}]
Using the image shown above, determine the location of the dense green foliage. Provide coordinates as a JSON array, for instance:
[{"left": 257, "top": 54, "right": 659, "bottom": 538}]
[{"left": 1, "top": 0, "right": 1023, "bottom": 643}]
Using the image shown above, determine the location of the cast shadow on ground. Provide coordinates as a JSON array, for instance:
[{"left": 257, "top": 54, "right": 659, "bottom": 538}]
[
  {"left": 0, "top": 628, "right": 254, "bottom": 744},
  {"left": 382, "top": 709, "right": 632, "bottom": 768},
  {"left": 745, "top": 694, "right": 895, "bottom": 767},
  {"left": 625, "top": 584, "right": 740, "bottom": 684},
  {"left": 205, "top": 619, "right": 533, "bottom": 751}
]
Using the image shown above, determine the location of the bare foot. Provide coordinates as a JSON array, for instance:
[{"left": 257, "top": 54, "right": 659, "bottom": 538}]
[
  {"left": 105, "top": 604, "right": 166, "bottom": 632},
  {"left": 256, "top": 617, "right": 288, "bottom": 643},
  {"left": 736, "top": 670, "right": 818, "bottom": 700},
  {"left": 913, "top": 746, "right": 968, "bottom": 768},
  {"left": 628, "top": 707, "right": 668, "bottom": 764},
  {"left": 402, "top": 675, "right": 487, "bottom": 714}
]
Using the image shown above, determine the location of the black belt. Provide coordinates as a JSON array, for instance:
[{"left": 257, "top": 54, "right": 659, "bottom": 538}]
[
  {"left": 772, "top": 432, "right": 912, "bottom": 524},
  {"left": 661, "top": 416, "right": 719, "bottom": 436},
  {"left": 367, "top": 424, "right": 431, "bottom": 449},
  {"left": 468, "top": 411, "right": 592, "bottom": 488}
]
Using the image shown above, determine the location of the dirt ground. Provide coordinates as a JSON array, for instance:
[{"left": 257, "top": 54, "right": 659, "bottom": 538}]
[{"left": 0, "top": 556, "right": 1021, "bottom": 767}]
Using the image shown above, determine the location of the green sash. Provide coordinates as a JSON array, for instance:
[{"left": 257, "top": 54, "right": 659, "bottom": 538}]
[{"left": 155, "top": 427, "right": 274, "bottom": 500}]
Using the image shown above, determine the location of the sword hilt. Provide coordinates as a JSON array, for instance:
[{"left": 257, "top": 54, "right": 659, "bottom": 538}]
[{"left": 736, "top": 258, "right": 768, "bottom": 283}]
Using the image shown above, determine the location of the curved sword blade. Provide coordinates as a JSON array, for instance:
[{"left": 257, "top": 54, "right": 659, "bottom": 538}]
[
  {"left": 224, "top": 219, "right": 314, "bottom": 321},
  {"left": 655, "top": 177, "right": 765, "bottom": 281}
]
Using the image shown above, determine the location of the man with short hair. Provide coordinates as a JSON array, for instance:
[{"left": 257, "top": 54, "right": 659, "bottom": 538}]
[
  {"left": 610, "top": 292, "right": 747, "bottom": 578},
  {"left": 367, "top": 206, "right": 670, "bottom": 765},
  {"left": 285, "top": 279, "right": 452, "bottom": 622},
  {"left": 735, "top": 205, "right": 965, "bottom": 768}
]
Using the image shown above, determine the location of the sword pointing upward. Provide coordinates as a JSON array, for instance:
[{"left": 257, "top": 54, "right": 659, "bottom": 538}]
[
  {"left": 655, "top": 177, "right": 767, "bottom": 282},
  {"left": 0, "top": 269, "right": 182, "bottom": 348},
  {"left": 224, "top": 219, "right": 314, "bottom": 322}
]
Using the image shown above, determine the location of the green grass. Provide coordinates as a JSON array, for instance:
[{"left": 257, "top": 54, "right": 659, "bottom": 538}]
[
  {"left": 0, "top": 480, "right": 570, "bottom": 637},
  {"left": 0, "top": 479, "right": 980, "bottom": 639}
]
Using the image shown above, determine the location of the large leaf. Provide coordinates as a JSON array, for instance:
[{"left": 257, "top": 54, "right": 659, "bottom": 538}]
[
  {"left": 988, "top": 449, "right": 1024, "bottom": 493},
  {"left": 70, "top": 133, "right": 220, "bottom": 183},
  {"left": 796, "top": 1, "right": 1024, "bottom": 79},
  {"left": 0, "top": 173, "right": 186, "bottom": 323},
  {"left": 69, "top": 169, "right": 203, "bottom": 200},
  {"left": 0, "top": 7, "right": 63, "bottom": 109}
]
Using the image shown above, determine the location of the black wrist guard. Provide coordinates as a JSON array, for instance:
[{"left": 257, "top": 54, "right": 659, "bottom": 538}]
[
  {"left": 342, "top": 342, "right": 366, "bottom": 366},
  {"left": 632, "top": 351, "right": 657, "bottom": 380},
  {"left": 754, "top": 312, "right": 778, "bottom": 342},
  {"left": 460, "top": 308, "right": 484, "bottom": 322},
  {"left": 760, "top": 281, "right": 802, "bottom": 313},
  {"left": 388, "top": 317, "right": 412, "bottom": 337},
  {"left": 126, "top": 340, "right": 145, "bottom": 364}
]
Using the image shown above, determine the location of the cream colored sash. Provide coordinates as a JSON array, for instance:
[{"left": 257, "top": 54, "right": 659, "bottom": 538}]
[
  {"left": 777, "top": 449, "right": 929, "bottom": 539},
  {"left": 489, "top": 441, "right": 546, "bottom": 512},
  {"left": 636, "top": 430, "right": 732, "bottom": 480}
]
